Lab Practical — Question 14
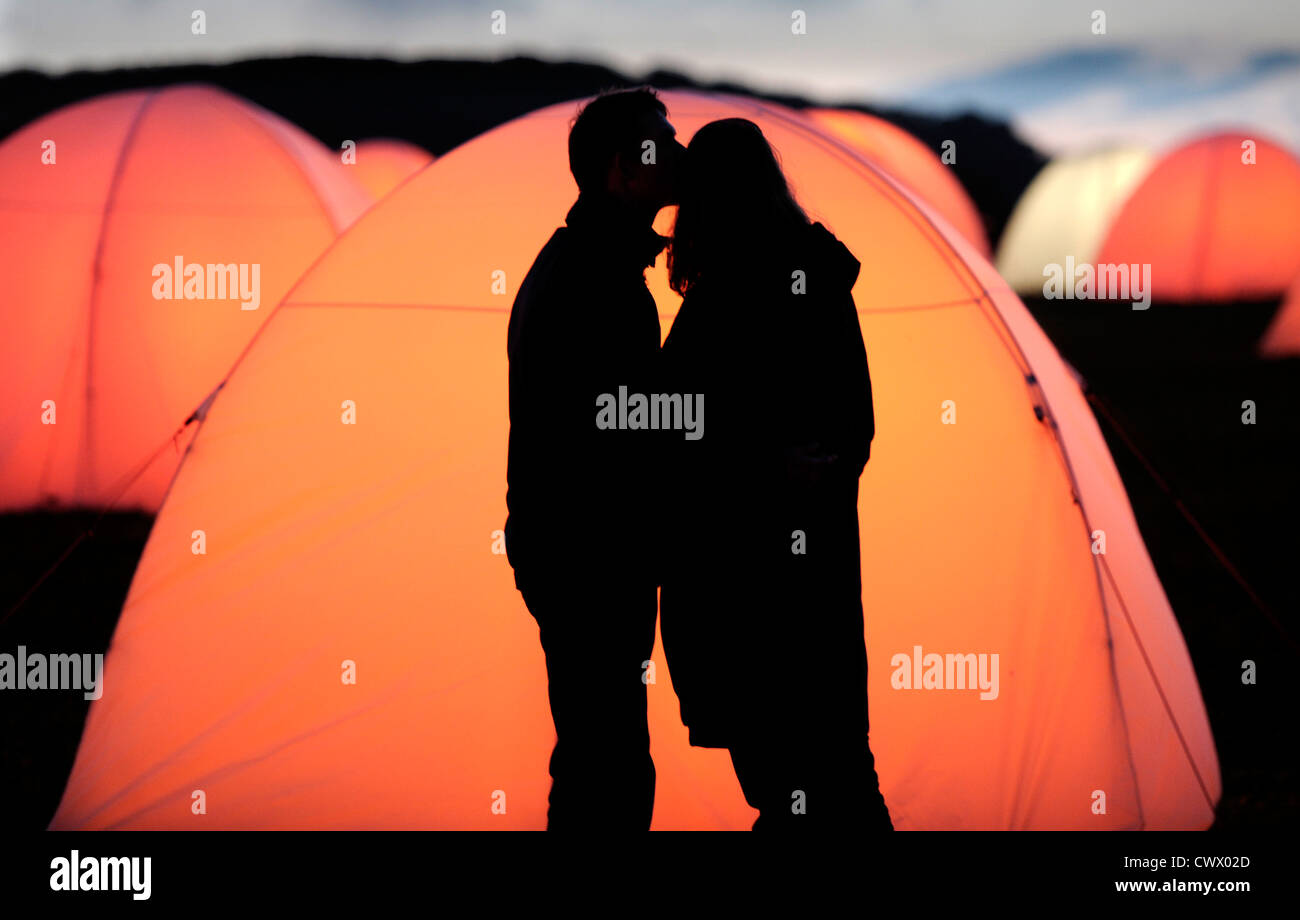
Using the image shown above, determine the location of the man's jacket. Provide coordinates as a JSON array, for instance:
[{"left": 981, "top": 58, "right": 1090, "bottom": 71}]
[{"left": 505, "top": 193, "right": 667, "bottom": 586}]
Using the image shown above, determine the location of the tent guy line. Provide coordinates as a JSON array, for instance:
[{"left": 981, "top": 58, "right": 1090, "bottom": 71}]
[{"left": 1086, "top": 389, "right": 1298, "bottom": 658}]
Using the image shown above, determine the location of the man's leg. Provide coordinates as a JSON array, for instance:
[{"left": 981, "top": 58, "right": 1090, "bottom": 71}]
[{"left": 520, "top": 576, "right": 657, "bottom": 830}]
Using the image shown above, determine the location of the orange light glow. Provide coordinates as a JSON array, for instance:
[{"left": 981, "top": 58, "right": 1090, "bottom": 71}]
[
  {"left": 50, "top": 92, "right": 1218, "bottom": 830},
  {"left": 804, "top": 107, "right": 990, "bottom": 256},
  {"left": 1260, "top": 272, "right": 1300, "bottom": 356},
  {"left": 351, "top": 138, "right": 434, "bottom": 199},
  {"left": 0, "top": 85, "right": 373, "bottom": 510},
  {"left": 1096, "top": 133, "right": 1300, "bottom": 302}
]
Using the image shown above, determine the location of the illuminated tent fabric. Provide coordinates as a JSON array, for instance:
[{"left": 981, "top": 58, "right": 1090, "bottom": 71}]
[
  {"left": 51, "top": 92, "right": 1218, "bottom": 830},
  {"left": 1259, "top": 273, "right": 1300, "bottom": 356},
  {"left": 351, "top": 139, "right": 434, "bottom": 199},
  {"left": 804, "top": 107, "right": 989, "bottom": 255},
  {"left": 996, "top": 147, "right": 1154, "bottom": 295},
  {"left": 1095, "top": 133, "right": 1300, "bottom": 301},
  {"left": 0, "top": 85, "right": 372, "bottom": 511}
]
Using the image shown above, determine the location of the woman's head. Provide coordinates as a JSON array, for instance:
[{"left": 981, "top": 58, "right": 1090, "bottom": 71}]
[{"left": 669, "top": 118, "right": 809, "bottom": 294}]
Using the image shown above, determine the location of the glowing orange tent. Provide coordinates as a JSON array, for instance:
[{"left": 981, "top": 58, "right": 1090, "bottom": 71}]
[
  {"left": 1095, "top": 132, "right": 1300, "bottom": 302},
  {"left": 804, "top": 107, "right": 989, "bottom": 255},
  {"left": 0, "top": 85, "right": 372, "bottom": 511},
  {"left": 51, "top": 92, "right": 1218, "bottom": 830},
  {"left": 1259, "top": 272, "right": 1300, "bottom": 356},
  {"left": 350, "top": 138, "right": 434, "bottom": 199}
]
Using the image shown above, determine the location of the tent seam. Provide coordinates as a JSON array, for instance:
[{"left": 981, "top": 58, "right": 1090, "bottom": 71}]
[{"left": 78, "top": 89, "right": 160, "bottom": 501}]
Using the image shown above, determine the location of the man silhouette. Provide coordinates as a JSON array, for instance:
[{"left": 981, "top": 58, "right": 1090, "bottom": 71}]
[{"left": 505, "top": 88, "right": 683, "bottom": 830}]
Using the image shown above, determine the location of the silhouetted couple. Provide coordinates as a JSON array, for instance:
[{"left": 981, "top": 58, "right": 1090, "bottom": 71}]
[{"left": 505, "top": 88, "right": 891, "bottom": 831}]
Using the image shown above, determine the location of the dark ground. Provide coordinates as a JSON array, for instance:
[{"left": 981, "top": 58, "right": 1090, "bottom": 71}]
[{"left": 1, "top": 511, "right": 153, "bottom": 829}]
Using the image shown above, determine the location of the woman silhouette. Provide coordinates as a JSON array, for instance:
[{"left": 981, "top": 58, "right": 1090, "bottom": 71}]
[{"left": 660, "top": 117, "right": 892, "bottom": 829}]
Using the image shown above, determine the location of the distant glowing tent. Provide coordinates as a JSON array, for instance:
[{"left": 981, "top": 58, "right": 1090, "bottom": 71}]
[
  {"left": 351, "top": 139, "right": 434, "bottom": 199},
  {"left": 1259, "top": 273, "right": 1300, "bottom": 356},
  {"left": 51, "top": 92, "right": 1218, "bottom": 831},
  {"left": 0, "top": 85, "right": 372, "bottom": 511},
  {"left": 996, "top": 147, "right": 1154, "bottom": 295},
  {"left": 804, "top": 107, "right": 989, "bottom": 255},
  {"left": 1095, "top": 133, "right": 1300, "bottom": 301}
]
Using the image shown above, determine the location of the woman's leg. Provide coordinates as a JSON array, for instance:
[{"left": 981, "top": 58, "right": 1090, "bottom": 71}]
[{"left": 728, "top": 736, "right": 798, "bottom": 830}]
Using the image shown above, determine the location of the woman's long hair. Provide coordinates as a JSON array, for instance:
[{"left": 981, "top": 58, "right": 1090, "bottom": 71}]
[{"left": 668, "top": 118, "right": 810, "bottom": 295}]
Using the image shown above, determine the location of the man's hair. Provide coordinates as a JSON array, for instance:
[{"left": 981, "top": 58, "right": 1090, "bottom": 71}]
[{"left": 568, "top": 87, "right": 668, "bottom": 194}]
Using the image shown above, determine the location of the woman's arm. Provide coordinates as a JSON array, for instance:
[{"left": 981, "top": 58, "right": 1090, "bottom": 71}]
[{"left": 826, "top": 289, "right": 874, "bottom": 476}]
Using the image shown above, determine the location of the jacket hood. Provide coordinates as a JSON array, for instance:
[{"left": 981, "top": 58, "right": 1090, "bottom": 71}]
[{"left": 798, "top": 221, "right": 861, "bottom": 293}]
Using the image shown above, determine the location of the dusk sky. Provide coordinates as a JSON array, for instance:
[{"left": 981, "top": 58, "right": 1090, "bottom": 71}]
[{"left": 4, "top": 0, "right": 1299, "bottom": 152}]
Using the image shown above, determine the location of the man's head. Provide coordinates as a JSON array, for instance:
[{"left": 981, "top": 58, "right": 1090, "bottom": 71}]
[{"left": 568, "top": 88, "right": 684, "bottom": 212}]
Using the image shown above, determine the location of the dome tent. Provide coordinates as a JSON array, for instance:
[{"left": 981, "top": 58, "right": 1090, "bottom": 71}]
[
  {"left": 1095, "top": 132, "right": 1300, "bottom": 302},
  {"left": 995, "top": 147, "right": 1154, "bottom": 295},
  {"left": 1259, "top": 272, "right": 1300, "bottom": 356},
  {"left": 804, "top": 107, "right": 990, "bottom": 256},
  {"left": 350, "top": 138, "right": 434, "bottom": 199},
  {"left": 50, "top": 91, "right": 1218, "bottom": 830},
  {"left": 0, "top": 85, "right": 373, "bottom": 511}
]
